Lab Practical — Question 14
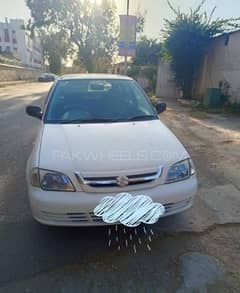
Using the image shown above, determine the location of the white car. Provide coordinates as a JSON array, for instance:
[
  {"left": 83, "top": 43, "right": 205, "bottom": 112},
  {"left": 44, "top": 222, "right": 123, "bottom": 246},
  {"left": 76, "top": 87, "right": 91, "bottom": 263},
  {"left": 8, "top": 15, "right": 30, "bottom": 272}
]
[{"left": 26, "top": 74, "right": 197, "bottom": 226}]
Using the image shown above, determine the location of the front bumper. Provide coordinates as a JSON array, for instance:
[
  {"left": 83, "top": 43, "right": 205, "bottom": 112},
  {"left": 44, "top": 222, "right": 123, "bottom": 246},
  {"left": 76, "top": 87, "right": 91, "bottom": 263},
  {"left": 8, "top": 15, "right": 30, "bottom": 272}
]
[{"left": 28, "top": 176, "right": 197, "bottom": 226}]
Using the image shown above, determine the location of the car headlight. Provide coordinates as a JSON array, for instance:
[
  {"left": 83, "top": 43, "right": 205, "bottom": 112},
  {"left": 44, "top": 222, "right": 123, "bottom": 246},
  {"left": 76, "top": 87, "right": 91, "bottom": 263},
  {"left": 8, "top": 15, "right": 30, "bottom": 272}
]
[
  {"left": 165, "top": 159, "right": 195, "bottom": 184},
  {"left": 30, "top": 168, "right": 75, "bottom": 192}
]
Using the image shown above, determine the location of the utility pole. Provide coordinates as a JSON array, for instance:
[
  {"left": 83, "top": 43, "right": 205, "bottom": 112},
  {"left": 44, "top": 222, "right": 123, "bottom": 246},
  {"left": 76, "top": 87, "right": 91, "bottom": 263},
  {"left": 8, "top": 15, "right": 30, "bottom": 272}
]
[{"left": 124, "top": 0, "right": 130, "bottom": 75}]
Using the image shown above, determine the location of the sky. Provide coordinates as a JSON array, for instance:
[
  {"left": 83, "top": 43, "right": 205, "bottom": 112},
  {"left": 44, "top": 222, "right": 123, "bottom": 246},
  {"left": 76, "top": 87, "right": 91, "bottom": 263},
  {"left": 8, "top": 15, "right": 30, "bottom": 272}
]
[{"left": 0, "top": 0, "right": 240, "bottom": 39}]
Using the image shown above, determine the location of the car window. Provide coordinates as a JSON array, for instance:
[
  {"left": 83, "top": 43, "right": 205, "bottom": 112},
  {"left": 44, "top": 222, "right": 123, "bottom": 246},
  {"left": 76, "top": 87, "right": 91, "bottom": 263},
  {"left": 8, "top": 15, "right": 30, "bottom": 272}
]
[{"left": 45, "top": 79, "right": 157, "bottom": 123}]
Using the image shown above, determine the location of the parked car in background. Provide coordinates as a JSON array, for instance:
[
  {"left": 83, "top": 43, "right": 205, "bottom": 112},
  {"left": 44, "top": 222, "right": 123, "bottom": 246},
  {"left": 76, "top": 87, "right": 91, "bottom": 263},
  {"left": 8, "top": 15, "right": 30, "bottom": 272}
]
[
  {"left": 38, "top": 73, "right": 58, "bottom": 82},
  {"left": 26, "top": 74, "right": 198, "bottom": 226}
]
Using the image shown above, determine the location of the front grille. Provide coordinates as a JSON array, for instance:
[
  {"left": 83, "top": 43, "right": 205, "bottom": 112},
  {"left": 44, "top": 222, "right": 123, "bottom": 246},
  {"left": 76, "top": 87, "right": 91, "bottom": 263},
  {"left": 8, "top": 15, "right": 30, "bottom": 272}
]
[
  {"left": 41, "top": 211, "right": 104, "bottom": 224},
  {"left": 40, "top": 198, "right": 192, "bottom": 225},
  {"left": 89, "top": 212, "right": 105, "bottom": 223},
  {"left": 75, "top": 168, "right": 162, "bottom": 189},
  {"left": 67, "top": 212, "right": 90, "bottom": 223},
  {"left": 163, "top": 198, "right": 193, "bottom": 215}
]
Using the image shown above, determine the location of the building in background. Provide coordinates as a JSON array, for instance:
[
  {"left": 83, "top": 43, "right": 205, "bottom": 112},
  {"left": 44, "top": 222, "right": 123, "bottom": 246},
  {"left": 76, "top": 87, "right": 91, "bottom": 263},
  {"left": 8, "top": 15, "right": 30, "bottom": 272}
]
[
  {"left": 0, "top": 18, "right": 42, "bottom": 68},
  {"left": 156, "top": 60, "right": 179, "bottom": 99},
  {"left": 195, "top": 30, "right": 240, "bottom": 104},
  {"left": 156, "top": 30, "right": 240, "bottom": 104}
]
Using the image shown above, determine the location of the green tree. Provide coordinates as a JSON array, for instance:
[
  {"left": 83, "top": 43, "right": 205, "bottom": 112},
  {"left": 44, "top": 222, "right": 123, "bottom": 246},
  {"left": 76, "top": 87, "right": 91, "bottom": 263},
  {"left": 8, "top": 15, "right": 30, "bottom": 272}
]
[
  {"left": 163, "top": 0, "right": 240, "bottom": 99},
  {"left": 129, "top": 36, "right": 160, "bottom": 91},
  {"left": 26, "top": 0, "right": 73, "bottom": 73},
  {"left": 133, "top": 36, "right": 160, "bottom": 66},
  {"left": 71, "top": 0, "right": 118, "bottom": 72},
  {"left": 41, "top": 32, "right": 69, "bottom": 74},
  {"left": 26, "top": 0, "right": 118, "bottom": 73},
  {"left": 136, "top": 9, "right": 146, "bottom": 34}
]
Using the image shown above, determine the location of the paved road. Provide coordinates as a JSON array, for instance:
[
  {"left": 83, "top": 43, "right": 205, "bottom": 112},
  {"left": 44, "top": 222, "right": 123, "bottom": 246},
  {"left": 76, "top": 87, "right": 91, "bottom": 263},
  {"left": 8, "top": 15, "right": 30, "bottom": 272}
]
[{"left": 0, "top": 82, "right": 240, "bottom": 292}]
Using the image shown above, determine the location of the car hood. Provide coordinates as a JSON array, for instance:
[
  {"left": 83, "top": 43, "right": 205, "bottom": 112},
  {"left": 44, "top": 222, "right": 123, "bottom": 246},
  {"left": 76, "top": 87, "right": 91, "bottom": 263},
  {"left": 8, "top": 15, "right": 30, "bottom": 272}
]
[{"left": 39, "top": 120, "right": 189, "bottom": 176}]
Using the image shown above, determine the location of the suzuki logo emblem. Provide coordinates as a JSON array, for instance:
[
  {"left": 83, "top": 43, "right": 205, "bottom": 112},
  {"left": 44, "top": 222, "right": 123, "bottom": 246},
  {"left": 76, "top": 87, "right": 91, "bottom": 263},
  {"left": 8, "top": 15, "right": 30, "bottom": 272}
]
[{"left": 116, "top": 176, "right": 129, "bottom": 187}]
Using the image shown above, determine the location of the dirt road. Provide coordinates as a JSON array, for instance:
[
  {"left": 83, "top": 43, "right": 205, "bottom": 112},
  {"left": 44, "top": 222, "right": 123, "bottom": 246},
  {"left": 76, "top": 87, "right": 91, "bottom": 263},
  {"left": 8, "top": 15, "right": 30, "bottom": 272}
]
[{"left": 0, "top": 83, "right": 240, "bottom": 292}]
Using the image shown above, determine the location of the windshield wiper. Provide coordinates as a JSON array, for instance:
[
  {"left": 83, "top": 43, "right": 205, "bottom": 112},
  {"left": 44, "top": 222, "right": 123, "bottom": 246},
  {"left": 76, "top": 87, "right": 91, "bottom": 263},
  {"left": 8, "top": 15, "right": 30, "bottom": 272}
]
[
  {"left": 52, "top": 116, "right": 158, "bottom": 124},
  {"left": 58, "top": 118, "right": 122, "bottom": 124},
  {"left": 127, "top": 115, "right": 158, "bottom": 122}
]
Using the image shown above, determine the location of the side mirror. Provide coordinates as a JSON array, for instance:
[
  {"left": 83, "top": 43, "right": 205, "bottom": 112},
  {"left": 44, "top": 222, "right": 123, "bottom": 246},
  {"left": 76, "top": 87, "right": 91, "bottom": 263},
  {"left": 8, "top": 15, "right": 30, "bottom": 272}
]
[
  {"left": 26, "top": 106, "right": 43, "bottom": 120},
  {"left": 156, "top": 102, "right": 167, "bottom": 114}
]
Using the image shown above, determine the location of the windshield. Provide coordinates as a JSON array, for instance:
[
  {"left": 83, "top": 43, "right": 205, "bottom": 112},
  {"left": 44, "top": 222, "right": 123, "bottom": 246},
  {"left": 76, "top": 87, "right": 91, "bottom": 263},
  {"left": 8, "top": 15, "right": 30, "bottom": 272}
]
[{"left": 44, "top": 79, "right": 158, "bottom": 124}]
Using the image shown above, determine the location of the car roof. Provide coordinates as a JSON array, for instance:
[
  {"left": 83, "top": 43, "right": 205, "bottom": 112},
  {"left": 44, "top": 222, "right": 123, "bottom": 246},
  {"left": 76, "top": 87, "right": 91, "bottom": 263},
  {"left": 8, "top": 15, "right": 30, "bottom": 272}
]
[{"left": 58, "top": 74, "right": 133, "bottom": 81}]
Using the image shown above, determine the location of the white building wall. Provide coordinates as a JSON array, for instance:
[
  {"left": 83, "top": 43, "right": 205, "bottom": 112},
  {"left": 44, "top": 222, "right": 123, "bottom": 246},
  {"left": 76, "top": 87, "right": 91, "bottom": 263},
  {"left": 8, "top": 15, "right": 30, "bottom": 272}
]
[
  {"left": 195, "top": 31, "right": 240, "bottom": 103},
  {"left": 0, "top": 19, "right": 13, "bottom": 54},
  {"left": 11, "top": 19, "right": 28, "bottom": 64},
  {"left": 156, "top": 60, "right": 178, "bottom": 99},
  {"left": 0, "top": 18, "right": 42, "bottom": 68},
  {"left": 156, "top": 31, "right": 240, "bottom": 104}
]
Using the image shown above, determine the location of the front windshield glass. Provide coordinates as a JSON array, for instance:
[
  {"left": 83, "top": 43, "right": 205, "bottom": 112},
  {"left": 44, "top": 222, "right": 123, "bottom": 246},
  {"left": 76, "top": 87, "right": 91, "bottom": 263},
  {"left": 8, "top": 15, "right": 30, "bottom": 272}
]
[{"left": 45, "top": 79, "right": 157, "bottom": 124}]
